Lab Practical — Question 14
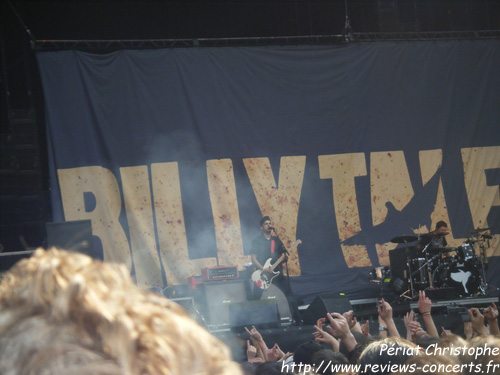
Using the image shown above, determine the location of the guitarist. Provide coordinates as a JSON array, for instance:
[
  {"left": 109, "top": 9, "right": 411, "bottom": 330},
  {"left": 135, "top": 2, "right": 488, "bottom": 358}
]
[{"left": 250, "top": 216, "right": 301, "bottom": 324}]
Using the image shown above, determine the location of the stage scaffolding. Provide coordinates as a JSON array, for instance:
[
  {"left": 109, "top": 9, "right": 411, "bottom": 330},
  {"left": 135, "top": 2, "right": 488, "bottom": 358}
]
[{"left": 32, "top": 30, "right": 500, "bottom": 51}]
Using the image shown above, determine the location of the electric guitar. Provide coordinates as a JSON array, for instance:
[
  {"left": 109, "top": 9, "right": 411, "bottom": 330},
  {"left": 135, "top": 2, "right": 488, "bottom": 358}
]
[{"left": 251, "top": 239, "right": 301, "bottom": 290}]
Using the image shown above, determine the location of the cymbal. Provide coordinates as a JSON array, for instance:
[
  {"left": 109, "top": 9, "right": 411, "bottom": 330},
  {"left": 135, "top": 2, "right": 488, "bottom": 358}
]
[
  {"left": 391, "top": 235, "right": 418, "bottom": 244},
  {"left": 438, "top": 247, "right": 456, "bottom": 253},
  {"left": 421, "top": 231, "right": 448, "bottom": 237},
  {"left": 470, "top": 227, "right": 490, "bottom": 234},
  {"left": 465, "top": 238, "right": 479, "bottom": 243}
]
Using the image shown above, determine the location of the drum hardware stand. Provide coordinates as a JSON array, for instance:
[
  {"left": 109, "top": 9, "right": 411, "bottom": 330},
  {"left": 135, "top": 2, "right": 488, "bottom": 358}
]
[
  {"left": 413, "top": 240, "right": 437, "bottom": 291},
  {"left": 404, "top": 239, "right": 418, "bottom": 299},
  {"left": 421, "top": 242, "right": 435, "bottom": 289},
  {"left": 399, "top": 288, "right": 412, "bottom": 301},
  {"left": 407, "top": 256, "right": 416, "bottom": 299},
  {"left": 476, "top": 234, "right": 491, "bottom": 296},
  {"left": 411, "top": 252, "right": 440, "bottom": 289},
  {"left": 430, "top": 255, "right": 446, "bottom": 289}
]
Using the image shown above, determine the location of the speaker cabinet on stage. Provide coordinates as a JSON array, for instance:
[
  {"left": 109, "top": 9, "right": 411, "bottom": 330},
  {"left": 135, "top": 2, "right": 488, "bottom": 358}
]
[
  {"left": 303, "top": 294, "right": 353, "bottom": 325},
  {"left": 389, "top": 247, "right": 407, "bottom": 280},
  {"left": 201, "top": 280, "right": 248, "bottom": 327},
  {"left": 389, "top": 247, "right": 410, "bottom": 291},
  {"left": 229, "top": 299, "right": 279, "bottom": 331},
  {"left": 46, "top": 220, "right": 95, "bottom": 258},
  {"left": 260, "top": 284, "right": 292, "bottom": 320}
]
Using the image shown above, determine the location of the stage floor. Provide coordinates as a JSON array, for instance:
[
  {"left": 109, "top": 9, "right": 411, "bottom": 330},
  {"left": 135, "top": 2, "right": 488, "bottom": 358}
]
[{"left": 210, "top": 295, "right": 499, "bottom": 363}]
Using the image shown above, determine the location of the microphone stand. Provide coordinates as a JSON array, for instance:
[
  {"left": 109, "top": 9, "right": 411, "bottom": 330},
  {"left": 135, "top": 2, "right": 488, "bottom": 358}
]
[{"left": 275, "top": 233, "right": 301, "bottom": 326}]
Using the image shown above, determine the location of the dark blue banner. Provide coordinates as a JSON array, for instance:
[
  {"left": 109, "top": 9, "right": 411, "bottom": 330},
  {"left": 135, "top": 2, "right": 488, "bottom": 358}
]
[{"left": 37, "top": 41, "right": 500, "bottom": 301}]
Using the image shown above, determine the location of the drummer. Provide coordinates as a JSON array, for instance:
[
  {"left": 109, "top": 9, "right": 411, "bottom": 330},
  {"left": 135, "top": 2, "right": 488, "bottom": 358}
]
[
  {"left": 417, "top": 221, "right": 452, "bottom": 258},
  {"left": 429, "top": 221, "right": 448, "bottom": 248}
]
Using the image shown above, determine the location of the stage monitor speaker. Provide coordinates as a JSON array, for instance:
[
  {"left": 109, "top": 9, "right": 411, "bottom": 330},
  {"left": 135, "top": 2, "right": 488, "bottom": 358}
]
[
  {"left": 0, "top": 250, "right": 34, "bottom": 273},
  {"left": 201, "top": 280, "right": 247, "bottom": 327},
  {"left": 303, "top": 294, "right": 353, "bottom": 325},
  {"left": 229, "top": 299, "right": 279, "bottom": 331},
  {"left": 46, "top": 220, "right": 95, "bottom": 258},
  {"left": 425, "top": 287, "right": 459, "bottom": 300}
]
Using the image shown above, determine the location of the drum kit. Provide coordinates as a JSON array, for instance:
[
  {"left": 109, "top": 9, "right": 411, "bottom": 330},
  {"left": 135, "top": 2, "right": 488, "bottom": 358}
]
[{"left": 390, "top": 228, "right": 494, "bottom": 299}]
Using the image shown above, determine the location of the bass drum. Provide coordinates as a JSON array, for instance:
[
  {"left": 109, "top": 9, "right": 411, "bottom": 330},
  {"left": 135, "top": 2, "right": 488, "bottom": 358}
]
[{"left": 433, "top": 260, "right": 481, "bottom": 297}]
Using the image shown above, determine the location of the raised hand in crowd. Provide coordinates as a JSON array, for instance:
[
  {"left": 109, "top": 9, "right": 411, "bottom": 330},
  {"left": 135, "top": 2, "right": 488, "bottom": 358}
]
[
  {"left": 417, "top": 290, "right": 439, "bottom": 338},
  {"left": 361, "top": 320, "right": 371, "bottom": 338},
  {"left": 404, "top": 310, "right": 416, "bottom": 341},
  {"left": 247, "top": 340, "right": 264, "bottom": 363},
  {"left": 378, "top": 298, "right": 393, "bottom": 322},
  {"left": 326, "top": 312, "right": 357, "bottom": 352},
  {"left": 343, "top": 310, "right": 362, "bottom": 333},
  {"left": 440, "top": 327, "right": 452, "bottom": 337},
  {"left": 245, "top": 325, "right": 270, "bottom": 361},
  {"left": 464, "top": 321, "right": 474, "bottom": 340},
  {"left": 378, "top": 315, "right": 388, "bottom": 338},
  {"left": 378, "top": 298, "right": 401, "bottom": 338},
  {"left": 245, "top": 325, "right": 263, "bottom": 342},
  {"left": 256, "top": 344, "right": 266, "bottom": 361},
  {"left": 277, "top": 352, "right": 293, "bottom": 363},
  {"left": 313, "top": 324, "right": 340, "bottom": 352},
  {"left": 468, "top": 308, "right": 488, "bottom": 336},
  {"left": 267, "top": 343, "right": 286, "bottom": 362},
  {"left": 316, "top": 317, "right": 326, "bottom": 330},
  {"left": 483, "top": 302, "right": 500, "bottom": 336},
  {"left": 407, "top": 320, "right": 428, "bottom": 341}
]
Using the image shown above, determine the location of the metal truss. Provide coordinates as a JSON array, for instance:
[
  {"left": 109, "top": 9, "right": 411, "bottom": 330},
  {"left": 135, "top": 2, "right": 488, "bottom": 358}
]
[
  {"left": 32, "top": 30, "right": 500, "bottom": 52},
  {"left": 355, "top": 30, "right": 500, "bottom": 42}
]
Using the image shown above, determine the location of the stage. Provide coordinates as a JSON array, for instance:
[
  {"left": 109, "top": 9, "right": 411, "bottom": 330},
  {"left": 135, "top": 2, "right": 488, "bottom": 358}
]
[{"left": 207, "top": 295, "right": 499, "bottom": 362}]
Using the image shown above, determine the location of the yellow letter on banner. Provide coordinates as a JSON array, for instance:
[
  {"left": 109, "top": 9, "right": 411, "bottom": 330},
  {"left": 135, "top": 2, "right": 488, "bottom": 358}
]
[
  {"left": 57, "top": 166, "right": 131, "bottom": 268},
  {"left": 120, "top": 166, "right": 162, "bottom": 288},
  {"left": 462, "top": 146, "right": 500, "bottom": 257},
  {"left": 319, "top": 153, "right": 371, "bottom": 268},
  {"left": 206, "top": 159, "right": 249, "bottom": 267},
  {"left": 151, "top": 162, "right": 217, "bottom": 285},
  {"left": 370, "top": 151, "right": 414, "bottom": 265},
  {"left": 243, "top": 156, "right": 305, "bottom": 275},
  {"left": 418, "top": 149, "right": 465, "bottom": 247}
]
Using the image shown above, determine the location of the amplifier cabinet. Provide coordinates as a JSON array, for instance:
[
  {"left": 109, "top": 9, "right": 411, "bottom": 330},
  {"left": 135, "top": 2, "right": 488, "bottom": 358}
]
[{"left": 200, "top": 280, "right": 247, "bottom": 327}]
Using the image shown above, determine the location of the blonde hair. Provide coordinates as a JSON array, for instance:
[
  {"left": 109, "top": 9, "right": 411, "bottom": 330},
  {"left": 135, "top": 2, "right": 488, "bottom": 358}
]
[
  {"left": 358, "top": 337, "right": 419, "bottom": 375},
  {"left": 0, "top": 248, "right": 241, "bottom": 375}
]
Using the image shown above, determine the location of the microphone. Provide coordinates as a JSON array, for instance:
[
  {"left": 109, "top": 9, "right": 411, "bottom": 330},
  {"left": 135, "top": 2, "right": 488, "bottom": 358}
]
[{"left": 269, "top": 226, "right": 276, "bottom": 230}]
